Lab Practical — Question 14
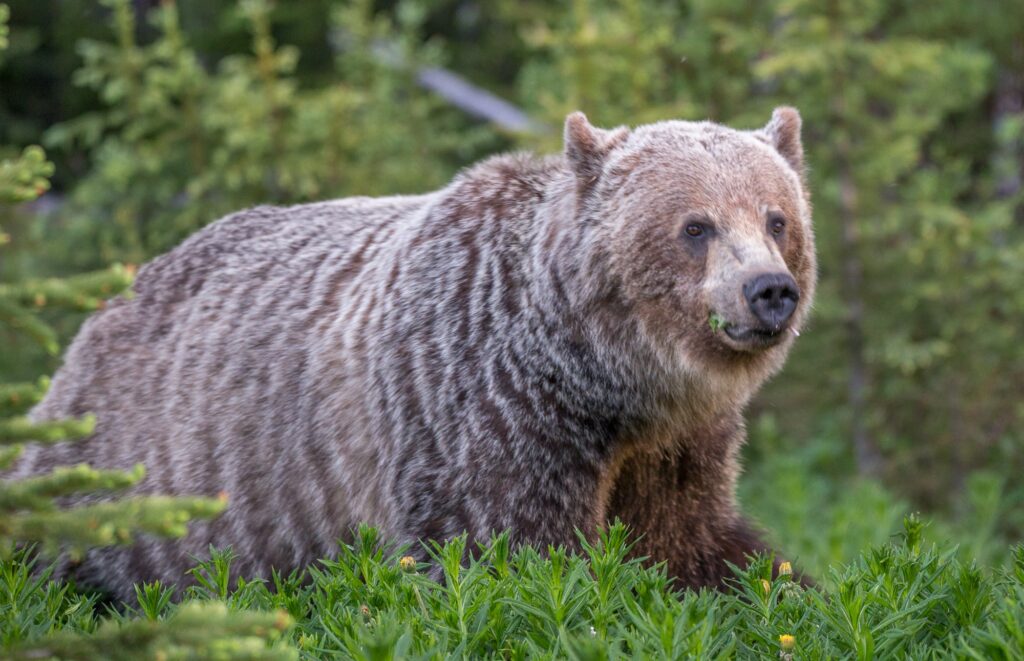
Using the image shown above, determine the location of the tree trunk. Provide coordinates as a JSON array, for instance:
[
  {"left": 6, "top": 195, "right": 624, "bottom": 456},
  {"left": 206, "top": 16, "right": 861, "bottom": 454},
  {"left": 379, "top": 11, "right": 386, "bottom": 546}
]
[
  {"left": 835, "top": 136, "right": 882, "bottom": 477},
  {"left": 993, "top": 37, "right": 1024, "bottom": 213}
]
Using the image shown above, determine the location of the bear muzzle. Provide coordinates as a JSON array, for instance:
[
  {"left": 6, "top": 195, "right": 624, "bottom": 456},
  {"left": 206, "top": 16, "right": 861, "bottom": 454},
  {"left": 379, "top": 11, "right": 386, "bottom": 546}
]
[
  {"left": 713, "top": 272, "right": 801, "bottom": 351},
  {"left": 743, "top": 272, "right": 800, "bottom": 331}
]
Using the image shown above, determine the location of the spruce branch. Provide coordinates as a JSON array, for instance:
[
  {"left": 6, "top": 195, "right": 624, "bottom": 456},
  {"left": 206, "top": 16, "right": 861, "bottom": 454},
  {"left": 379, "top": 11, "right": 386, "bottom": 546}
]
[
  {"left": 0, "top": 378, "right": 49, "bottom": 417},
  {"left": 0, "top": 146, "right": 53, "bottom": 203},
  {"left": 1, "top": 492, "right": 228, "bottom": 560},
  {"left": 0, "top": 414, "right": 96, "bottom": 445},
  {"left": 0, "top": 263, "right": 136, "bottom": 312},
  {"left": 0, "top": 462, "right": 144, "bottom": 510}
]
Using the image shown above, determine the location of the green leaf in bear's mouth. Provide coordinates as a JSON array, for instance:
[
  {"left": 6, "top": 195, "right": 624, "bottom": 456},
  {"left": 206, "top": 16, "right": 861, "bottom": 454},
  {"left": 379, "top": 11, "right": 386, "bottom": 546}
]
[{"left": 708, "top": 313, "right": 728, "bottom": 332}]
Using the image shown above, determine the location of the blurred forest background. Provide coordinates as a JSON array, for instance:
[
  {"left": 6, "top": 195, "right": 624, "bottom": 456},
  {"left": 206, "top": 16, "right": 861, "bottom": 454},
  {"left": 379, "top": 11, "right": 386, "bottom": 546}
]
[{"left": 1, "top": 0, "right": 1022, "bottom": 576}]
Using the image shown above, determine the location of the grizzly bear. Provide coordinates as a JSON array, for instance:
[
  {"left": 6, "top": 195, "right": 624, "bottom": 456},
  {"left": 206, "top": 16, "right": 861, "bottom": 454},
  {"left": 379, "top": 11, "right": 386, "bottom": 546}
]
[{"left": 9, "top": 108, "right": 815, "bottom": 601}]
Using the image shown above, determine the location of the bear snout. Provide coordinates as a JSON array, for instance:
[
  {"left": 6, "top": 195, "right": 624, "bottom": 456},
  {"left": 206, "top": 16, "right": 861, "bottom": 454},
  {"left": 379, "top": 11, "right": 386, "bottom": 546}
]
[{"left": 742, "top": 272, "right": 800, "bottom": 331}]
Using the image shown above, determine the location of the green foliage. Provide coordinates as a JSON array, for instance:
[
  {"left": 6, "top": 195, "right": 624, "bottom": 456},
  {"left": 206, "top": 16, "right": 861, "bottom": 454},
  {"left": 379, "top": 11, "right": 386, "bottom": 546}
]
[
  {"left": 741, "top": 419, "right": 911, "bottom": 578},
  {"left": 41, "top": 0, "right": 497, "bottom": 268},
  {"left": 0, "top": 145, "right": 52, "bottom": 203},
  {"left": 742, "top": 415, "right": 1014, "bottom": 577},
  {"left": 0, "top": 10, "right": 252, "bottom": 648},
  {"left": 0, "top": 264, "right": 133, "bottom": 355},
  {"left": 752, "top": 0, "right": 1023, "bottom": 504},
  {"left": 0, "top": 0, "right": 224, "bottom": 572},
  {"left": 0, "top": 143, "right": 224, "bottom": 564},
  {"left": 1, "top": 522, "right": 1023, "bottom": 659},
  {"left": 9, "top": 600, "right": 296, "bottom": 660}
]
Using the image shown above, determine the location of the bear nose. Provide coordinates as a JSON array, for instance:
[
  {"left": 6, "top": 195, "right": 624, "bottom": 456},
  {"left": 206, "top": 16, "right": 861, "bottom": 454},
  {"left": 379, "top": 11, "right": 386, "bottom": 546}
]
[{"left": 743, "top": 273, "right": 800, "bottom": 330}]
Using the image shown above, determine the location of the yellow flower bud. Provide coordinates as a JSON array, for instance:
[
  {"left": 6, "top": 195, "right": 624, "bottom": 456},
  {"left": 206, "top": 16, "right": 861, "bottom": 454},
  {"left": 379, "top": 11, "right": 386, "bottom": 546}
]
[
  {"left": 779, "top": 561, "right": 792, "bottom": 576},
  {"left": 399, "top": 555, "right": 417, "bottom": 573},
  {"left": 779, "top": 634, "right": 796, "bottom": 650},
  {"left": 761, "top": 578, "right": 771, "bottom": 594}
]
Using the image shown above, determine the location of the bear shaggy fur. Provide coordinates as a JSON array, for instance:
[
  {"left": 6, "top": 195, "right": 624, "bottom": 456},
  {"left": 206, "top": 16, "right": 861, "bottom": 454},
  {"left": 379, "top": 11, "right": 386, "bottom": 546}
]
[{"left": 10, "top": 108, "right": 816, "bottom": 600}]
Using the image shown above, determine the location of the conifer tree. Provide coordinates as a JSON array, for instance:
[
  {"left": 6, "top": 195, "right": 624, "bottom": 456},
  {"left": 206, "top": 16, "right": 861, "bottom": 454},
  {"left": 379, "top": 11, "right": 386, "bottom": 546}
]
[
  {"left": 0, "top": 0, "right": 225, "bottom": 569},
  {"left": 2, "top": 7, "right": 297, "bottom": 656},
  {"left": 752, "top": 0, "right": 1016, "bottom": 489},
  {"left": 42, "top": 0, "right": 485, "bottom": 268}
]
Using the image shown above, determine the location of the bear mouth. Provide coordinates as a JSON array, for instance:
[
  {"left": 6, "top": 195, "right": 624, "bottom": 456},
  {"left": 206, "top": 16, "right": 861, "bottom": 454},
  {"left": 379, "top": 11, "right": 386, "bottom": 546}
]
[{"left": 722, "top": 324, "right": 788, "bottom": 348}]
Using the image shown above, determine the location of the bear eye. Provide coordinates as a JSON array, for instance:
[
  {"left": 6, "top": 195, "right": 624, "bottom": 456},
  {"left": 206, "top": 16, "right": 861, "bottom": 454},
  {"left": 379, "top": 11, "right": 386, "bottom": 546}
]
[
  {"left": 768, "top": 215, "right": 786, "bottom": 236},
  {"left": 684, "top": 223, "right": 706, "bottom": 238},
  {"left": 680, "top": 215, "right": 714, "bottom": 244}
]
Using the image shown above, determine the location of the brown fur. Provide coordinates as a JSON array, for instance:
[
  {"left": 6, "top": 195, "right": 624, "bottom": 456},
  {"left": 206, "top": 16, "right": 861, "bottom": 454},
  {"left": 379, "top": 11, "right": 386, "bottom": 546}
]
[{"left": 7, "top": 109, "right": 816, "bottom": 600}]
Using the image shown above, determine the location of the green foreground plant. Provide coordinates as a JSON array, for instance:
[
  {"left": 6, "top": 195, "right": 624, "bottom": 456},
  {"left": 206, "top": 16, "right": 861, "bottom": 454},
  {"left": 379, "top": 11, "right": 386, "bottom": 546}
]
[{"left": 1, "top": 520, "right": 1022, "bottom": 660}]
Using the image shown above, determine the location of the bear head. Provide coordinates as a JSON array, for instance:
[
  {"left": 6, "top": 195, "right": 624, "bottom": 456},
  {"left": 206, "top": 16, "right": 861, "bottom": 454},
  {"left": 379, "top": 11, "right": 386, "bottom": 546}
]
[{"left": 564, "top": 108, "right": 816, "bottom": 386}]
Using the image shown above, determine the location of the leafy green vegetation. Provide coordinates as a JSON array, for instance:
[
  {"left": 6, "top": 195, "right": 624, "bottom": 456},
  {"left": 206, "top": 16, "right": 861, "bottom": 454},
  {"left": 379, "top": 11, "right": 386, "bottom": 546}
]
[{"left": 3, "top": 521, "right": 1023, "bottom": 659}]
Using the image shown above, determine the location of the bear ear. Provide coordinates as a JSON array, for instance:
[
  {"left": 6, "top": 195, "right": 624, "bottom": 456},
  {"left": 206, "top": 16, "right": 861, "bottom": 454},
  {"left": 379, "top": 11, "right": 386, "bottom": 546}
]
[
  {"left": 564, "top": 112, "right": 630, "bottom": 194},
  {"left": 760, "top": 106, "right": 805, "bottom": 180}
]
